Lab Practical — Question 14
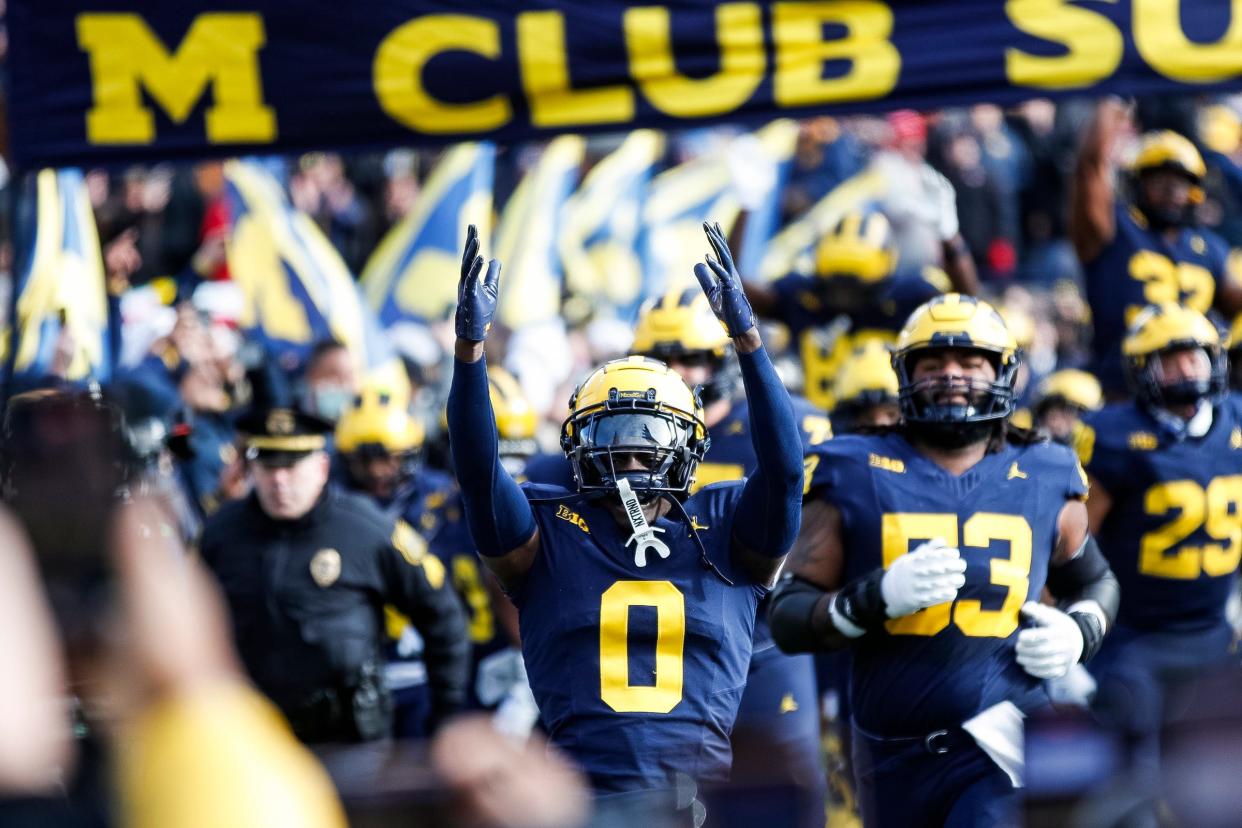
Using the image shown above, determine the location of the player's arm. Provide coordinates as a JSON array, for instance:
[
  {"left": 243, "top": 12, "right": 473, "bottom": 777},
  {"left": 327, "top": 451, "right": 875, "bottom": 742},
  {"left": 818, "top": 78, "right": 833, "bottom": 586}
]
[
  {"left": 771, "top": 481, "right": 967, "bottom": 652},
  {"left": 695, "top": 222, "right": 804, "bottom": 584},
  {"left": 1048, "top": 499, "right": 1119, "bottom": 647},
  {"left": 1084, "top": 473, "right": 1114, "bottom": 534},
  {"left": 924, "top": 164, "right": 980, "bottom": 295},
  {"left": 769, "top": 499, "right": 850, "bottom": 651},
  {"left": 382, "top": 521, "right": 471, "bottom": 722},
  {"left": 941, "top": 234, "right": 980, "bottom": 296},
  {"left": 447, "top": 225, "right": 540, "bottom": 587},
  {"left": 1070, "top": 98, "right": 1127, "bottom": 264},
  {"left": 1214, "top": 251, "right": 1242, "bottom": 317},
  {"left": 1014, "top": 497, "right": 1119, "bottom": 679}
]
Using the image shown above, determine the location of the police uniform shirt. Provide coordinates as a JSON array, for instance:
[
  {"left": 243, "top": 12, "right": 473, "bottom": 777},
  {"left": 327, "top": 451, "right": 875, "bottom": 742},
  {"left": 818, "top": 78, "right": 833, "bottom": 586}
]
[
  {"left": 1081, "top": 396, "right": 1242, "bottom": 633},
  {"left": 805, "top": 432, "right": 1087, "bottom": 737},
  {"left": 512, "top": 481, "right": 763, "bottom": 793},
  {"left": 199, "top": 485, "right": 468, "bottom": 713}
]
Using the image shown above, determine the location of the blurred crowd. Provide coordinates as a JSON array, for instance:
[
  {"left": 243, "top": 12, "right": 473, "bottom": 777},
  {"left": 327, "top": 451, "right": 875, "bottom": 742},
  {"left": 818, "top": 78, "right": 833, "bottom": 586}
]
[{"left": 30, "top": 94, "right": 1242, "bottom": 452}]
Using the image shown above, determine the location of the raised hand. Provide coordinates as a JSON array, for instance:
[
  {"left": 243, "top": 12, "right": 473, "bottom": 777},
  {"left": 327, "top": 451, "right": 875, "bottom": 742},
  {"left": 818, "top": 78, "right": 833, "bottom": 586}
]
[
  {"left": 455, "top": 224, "right": 502, "bottom": 342},
  {"left": 693, "top": 221, "right": 756, "bottom": 338}
]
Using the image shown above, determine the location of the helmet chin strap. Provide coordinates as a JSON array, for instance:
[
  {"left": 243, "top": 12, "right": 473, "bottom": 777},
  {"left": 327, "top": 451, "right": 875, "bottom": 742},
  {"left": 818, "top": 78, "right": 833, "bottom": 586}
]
[{"left": 616, "top": 477, "right": 671, "bottom": 568}]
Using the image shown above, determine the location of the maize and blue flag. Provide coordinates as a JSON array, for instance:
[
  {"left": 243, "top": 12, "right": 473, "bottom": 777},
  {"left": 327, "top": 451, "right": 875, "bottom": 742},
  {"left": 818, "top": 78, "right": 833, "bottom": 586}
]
[
  {"left": 636, "top": 121, "right": 796, "bottom": 310},
  {"left": 3, "top": 168, "right": 111, "bottom": 384},
  {"left": 757, "top": 167, "right": 887, "bottom": 282},
  {"left": 494, "top": 134, "right": 585, "bottom": 330},
  {"left": 736, "top": 120, "right": 799, "bottom": 280},
  {"left": 559, "top": 130, "right": 664, "bottom": 320},
  {"left": 361, "top": 142, "right": 496, "bottom": 327},
  {"left": 224, "top": 160, "right": 407, "bottom": 395},
  {"left": 636, "top": 141, "right": 737, "bottom": 308}
]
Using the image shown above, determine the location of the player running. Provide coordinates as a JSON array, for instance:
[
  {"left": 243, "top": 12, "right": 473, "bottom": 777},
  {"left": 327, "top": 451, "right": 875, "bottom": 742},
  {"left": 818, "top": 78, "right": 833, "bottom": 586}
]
[{"left": 770, "top": 294, "right": 1118, "bottom": 827}]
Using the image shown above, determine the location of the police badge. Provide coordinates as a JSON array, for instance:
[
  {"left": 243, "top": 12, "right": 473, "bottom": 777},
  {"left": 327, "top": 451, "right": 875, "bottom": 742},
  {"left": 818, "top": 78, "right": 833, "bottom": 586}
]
[{"left": 310, "top": 548, "right": 342, "bottom": 587}]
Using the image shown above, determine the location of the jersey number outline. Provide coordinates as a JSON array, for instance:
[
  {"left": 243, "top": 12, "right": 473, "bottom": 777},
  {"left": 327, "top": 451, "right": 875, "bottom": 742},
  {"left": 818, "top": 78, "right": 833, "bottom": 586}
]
[
  {"left": 881, "top": 512, "right": 1033, "bottom": 638},
  {"left": 1125, "top": 250, "right": 1214, "bottom": 327},
  {"left": 1140, "top": 476, "right": 1242, "bottom": 580},
  {"left": 599, "top": 580, "right": 685, "bottom": 713}
]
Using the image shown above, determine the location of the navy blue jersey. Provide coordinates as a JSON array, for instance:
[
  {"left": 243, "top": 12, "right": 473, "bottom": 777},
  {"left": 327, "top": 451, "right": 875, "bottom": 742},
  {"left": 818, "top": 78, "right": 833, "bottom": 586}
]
[
  {"left": 697, "top": 395, "right": 829, "bottom": 654},
  {"left": 1080, "top": 397, "right": 1242, "bottom": 633},
  {"left": 806, "top": 432, "right": 1087, "bottom": 736},
  {"left": 425, "top": 491, "right": 520, "bottom": 710},
  {"left": 696, "top": 395, "right": 831, "bottom": 490},
  {"left": 513, "top": 481, "right": 764, "bottom": 792},
  {"left": 393, "top": 468, "right": 460, "bottom": 544},
  {"left": 524, "top": 451, "right": 578, "bottom": 489},
  {"left": 1084, "top": 204, "right": 1230, "bottom": 393},
  {"left": 517, "top": 398, "right": 825, "bottom": 660},
  {"left": 771, "top": 270, "right": 942, "bottom": 409}
]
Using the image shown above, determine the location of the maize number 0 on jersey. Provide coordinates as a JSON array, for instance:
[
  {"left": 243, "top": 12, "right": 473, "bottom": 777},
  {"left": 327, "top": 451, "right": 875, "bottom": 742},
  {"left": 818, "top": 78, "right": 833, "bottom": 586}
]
[
  {"left": 881, "top": 512, "right": 1032, "bottom": 638},
  {"left": 598, "top": 580, "right": 685, "bottom": 713},
  {"left": 1140, "top": 476, "right": 1242, "bottom": 580}
]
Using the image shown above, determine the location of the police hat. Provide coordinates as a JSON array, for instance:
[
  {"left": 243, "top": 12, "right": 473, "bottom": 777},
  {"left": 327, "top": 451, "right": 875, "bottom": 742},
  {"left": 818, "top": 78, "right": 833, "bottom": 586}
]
[{"left": 237, "top": 405, "right": 333, "bottom": 466}]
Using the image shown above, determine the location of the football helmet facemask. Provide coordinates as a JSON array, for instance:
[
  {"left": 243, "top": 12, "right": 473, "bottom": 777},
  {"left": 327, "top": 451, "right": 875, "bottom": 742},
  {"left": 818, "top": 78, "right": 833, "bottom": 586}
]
[
  {"left": 561, "top": 356, "right": 709, "bottom": 502},
  {"left": 893, "top": 294, "right": 1020, "bottom": 448},
  {"left": 1123, "top": 303, "right": 1226, "bottom": 410}
]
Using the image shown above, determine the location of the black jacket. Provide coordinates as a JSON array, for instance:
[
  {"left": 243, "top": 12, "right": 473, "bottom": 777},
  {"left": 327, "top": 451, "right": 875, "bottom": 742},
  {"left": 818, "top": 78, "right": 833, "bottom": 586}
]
[{"left": 199, "top": 485, "right": 469, "bottom": 731}]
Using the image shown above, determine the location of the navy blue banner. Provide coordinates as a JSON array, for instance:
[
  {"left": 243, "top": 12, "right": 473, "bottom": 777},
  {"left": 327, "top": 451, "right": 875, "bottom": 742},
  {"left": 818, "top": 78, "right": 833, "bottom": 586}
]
[{"left": 9, "top": 1, "right": 1242, "bottom": 169}]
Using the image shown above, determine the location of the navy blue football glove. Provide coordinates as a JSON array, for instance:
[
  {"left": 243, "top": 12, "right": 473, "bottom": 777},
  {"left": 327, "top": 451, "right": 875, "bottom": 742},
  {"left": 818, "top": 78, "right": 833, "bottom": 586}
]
[
  {"left": 693, "top": 221, "right": 756, "bottom": 338},
  {"left": 455, "top": 224, "right": 501, "bottom": 342}
]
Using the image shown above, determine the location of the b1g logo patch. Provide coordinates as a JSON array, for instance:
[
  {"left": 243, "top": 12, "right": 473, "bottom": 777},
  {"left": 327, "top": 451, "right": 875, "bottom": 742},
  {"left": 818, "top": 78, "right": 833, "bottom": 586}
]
[{"left": 310, "top": 548, "right": 342, "bottom": 587}]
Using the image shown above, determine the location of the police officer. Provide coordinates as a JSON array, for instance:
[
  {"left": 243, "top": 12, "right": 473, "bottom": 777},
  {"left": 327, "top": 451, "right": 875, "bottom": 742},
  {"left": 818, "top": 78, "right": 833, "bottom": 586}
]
[{"left": 199, "top": 399, "right": 469, "bottom": 744}]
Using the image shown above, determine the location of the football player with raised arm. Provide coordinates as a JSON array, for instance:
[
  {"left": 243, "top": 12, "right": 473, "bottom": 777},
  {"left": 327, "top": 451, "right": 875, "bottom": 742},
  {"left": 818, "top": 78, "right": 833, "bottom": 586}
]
[
  {"left": 1070, "top": 99, "right": 1242, "bottom": 397},
  {"left": 446, "top": 222, "right": 804, "bottom": 810}
]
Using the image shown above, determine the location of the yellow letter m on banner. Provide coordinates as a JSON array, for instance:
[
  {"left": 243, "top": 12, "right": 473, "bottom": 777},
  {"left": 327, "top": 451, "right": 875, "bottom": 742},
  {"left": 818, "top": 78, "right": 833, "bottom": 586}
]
[{"left": 76, "top": 13, "right": 276, "bottom": 145}]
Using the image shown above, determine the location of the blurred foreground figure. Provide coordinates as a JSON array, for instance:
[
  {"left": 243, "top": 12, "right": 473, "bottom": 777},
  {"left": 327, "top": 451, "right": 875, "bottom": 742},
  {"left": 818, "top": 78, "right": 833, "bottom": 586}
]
[{"left": 0, "top": 394, "right": 346, "bottom": 826}]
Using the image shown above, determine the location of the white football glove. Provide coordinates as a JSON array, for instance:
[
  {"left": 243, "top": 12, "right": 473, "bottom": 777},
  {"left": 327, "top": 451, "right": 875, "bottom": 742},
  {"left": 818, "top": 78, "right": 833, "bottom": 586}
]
[
  {"left": 1015, "top": 602, "right": 1084, "bottom": 680},
  {"left": 880, "top": 538, "right": 967, "bottom": 619}
]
